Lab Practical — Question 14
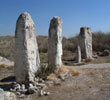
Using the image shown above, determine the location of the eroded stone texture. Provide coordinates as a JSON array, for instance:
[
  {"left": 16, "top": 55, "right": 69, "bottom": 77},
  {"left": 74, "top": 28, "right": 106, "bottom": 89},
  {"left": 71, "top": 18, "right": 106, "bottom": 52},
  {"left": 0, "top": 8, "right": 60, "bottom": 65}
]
[
  {"left": 15, "top": 12, "right": 40, "bottom": 83},
  {"left": 76, "top": 45, "right": 81, "bottom": 63},
  {"left": 79, "top": 27, "right": 92, "bottom": 59},
  {"left": 48, "top": 16, "right": 63, "bottom": 73}
]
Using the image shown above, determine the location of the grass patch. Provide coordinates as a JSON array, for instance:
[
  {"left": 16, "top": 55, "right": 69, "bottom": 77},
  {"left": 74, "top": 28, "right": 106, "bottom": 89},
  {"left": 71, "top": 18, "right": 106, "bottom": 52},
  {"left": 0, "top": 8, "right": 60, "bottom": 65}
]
[
  {"left": 85, "top": 58, "right": 93, "bottom": 63},
  {"left": 47, "top": 73, "right": 57, "bottom": 80},
  {"left": 57, "top": 65, "right": 80, "bottom": 76}
]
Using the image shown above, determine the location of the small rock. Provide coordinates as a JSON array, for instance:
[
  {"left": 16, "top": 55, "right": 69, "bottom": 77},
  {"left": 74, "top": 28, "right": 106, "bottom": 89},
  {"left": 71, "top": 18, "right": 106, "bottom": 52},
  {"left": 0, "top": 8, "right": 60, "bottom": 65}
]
[
  {"left": 58, "top": 72, "right": 69, "bottom": 81},
  {"left": 28, "top": 88, "right": 37, "bottom": 94},
  {"left": 39, "top": 90, "right": 50, "bottom": 96},
  {"left": 19, "top": 94, "right": 25, "bottom": 98},
  {"left": 45, "top": 81, "right": 54, "bottom": 87},
  {"left": 29, "top": 83, "right": 34, "bottom": 88},
  {"left": 16, "top": 84, "right": 21, "bottom": 91},
  {"left": 53, "top": 79, "right": 61, "bottom": 85},
  {"left": 40, "top": 90, "right": 44, "bottom": 96},
  {"left": 10, "top": 88, "right": 16, "bottom": 92},
  {"left": 36, "top": 83, "right": 47, "bottom": 89},
  {"left": 13, "top": 83, "right": 21, "bottom": 91},
  {"left": 16, "top": 92, "right": 21, "bottom": 95},
  {"left": 39, "top": 78, "right": 44, "bottom": 83},
  {"left": 21, "top": 84, "right": 25, "bottom": 90},
  {"left": 97, "top": 52, "right": 103, "bottom": 56},
  {"left": 18, "top": 89, "right": 27, "bottom": 94},
  {"left": 4, "top": 92, "right": 16, "bottom": 100},
  {"left": 43, "top": 91, "right": 50, "bottom": 96},
  {"left": 34, "top": 78, "right": 39, "bottom": 82},
  {"left": 0, "top": 88, "right": 4, "bottom": 100},
  {"left": 103, "top": 50, "right": 110, "bottom": 56},
  {"left": 92, "top": 54, "right": 98, "bottom": 59},
  {"left": 58, "top": 74, "right": 66, "bottom": 81}
]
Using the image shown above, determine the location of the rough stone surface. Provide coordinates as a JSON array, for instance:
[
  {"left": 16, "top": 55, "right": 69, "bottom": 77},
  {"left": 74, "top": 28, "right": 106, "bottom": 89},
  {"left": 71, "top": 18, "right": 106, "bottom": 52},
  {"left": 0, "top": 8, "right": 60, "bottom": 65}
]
[
  {"left": 97, "top": 50, "right": 110, "bottom": 56},
  {"left": 0, "top": 88, "right": 4, "bottom": 100},
  {"left": 103, "top": 50, "right": 110, "bottom": 56},
  {"left": 15, "top": 12, "right": 40, "bottom": 83},
  {"left": 0, "top": 89, "right": 16, "bottom": 100},
  {"left": 76, "top": 45, "right": 81, "bottom": 63},
  {"left": 0, "top": 56, "right": 14, "bottom": 66},
  {"left": 48, "top": 16, "right": 63, "bottom": 73},
  {"left": 4, "top": 92, "right": 16, "bottom": 100},
  {"left": 79, "top": 27, "right": 92, "bottom": 59}
]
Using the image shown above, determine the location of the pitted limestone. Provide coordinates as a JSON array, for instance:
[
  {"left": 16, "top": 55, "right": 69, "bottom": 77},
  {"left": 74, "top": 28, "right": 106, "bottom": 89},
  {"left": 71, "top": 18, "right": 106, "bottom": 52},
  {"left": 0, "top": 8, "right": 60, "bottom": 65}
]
[
  {"left": 79, "top": 27, "right": 92, "bottom": 59},
  {"left": 15, "top": 12, "right": 40, "bottom": 83},
  {"left": 48, "top": 16, "right": 63, "bottom": 73}
]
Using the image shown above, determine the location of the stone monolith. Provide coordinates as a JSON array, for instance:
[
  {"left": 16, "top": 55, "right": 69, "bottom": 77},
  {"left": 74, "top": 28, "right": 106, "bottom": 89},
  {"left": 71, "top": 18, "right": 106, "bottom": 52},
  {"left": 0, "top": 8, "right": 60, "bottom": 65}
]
[
  {"left": 15, "top": 12, "right": 40, "bottom": 83},
  {"left": 79, "top": 27, "right": 92, "bottom": 59},
  {"left": 48, "top": 16, "right": 63, "bottom": 73},
  {"left": 76, "top": 45, "right": 81, "bottom": 63}
]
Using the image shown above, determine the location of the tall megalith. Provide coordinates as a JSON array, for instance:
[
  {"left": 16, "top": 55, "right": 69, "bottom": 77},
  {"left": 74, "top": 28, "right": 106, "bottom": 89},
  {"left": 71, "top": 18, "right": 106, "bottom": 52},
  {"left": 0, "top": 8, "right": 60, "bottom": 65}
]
[
  {"left": 48, "top": 16, "right": 63, "bottom": 73},
  {"left": 15, "top": 12, "right": 40, "bottom": 83},
  {"left": 79, "top": 27, "right": 92, "bottom": 59}
]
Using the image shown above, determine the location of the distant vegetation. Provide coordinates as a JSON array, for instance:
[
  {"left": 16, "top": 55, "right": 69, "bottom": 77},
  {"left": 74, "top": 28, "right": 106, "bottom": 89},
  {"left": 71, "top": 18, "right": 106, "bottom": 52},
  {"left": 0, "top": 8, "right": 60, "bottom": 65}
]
[
  {"left": 92, "top": 31, "right": 110, "bottom": 51},
  {"left": 0, "top": 31, "right": 110, "bottom": 63}
]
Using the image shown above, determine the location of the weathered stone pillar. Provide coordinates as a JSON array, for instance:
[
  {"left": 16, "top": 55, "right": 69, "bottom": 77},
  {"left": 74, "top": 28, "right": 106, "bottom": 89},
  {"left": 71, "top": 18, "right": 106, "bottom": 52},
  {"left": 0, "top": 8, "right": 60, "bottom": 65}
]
[
  {"left": 76, "top": 45, "right": 81, "bottom": 63},
  {"left": 15, "top": 12, "right": 40, "bottom": 83},
  {"left": 48, "top": 16, "right": 63, "bottom": 73},
  {"left": 79, "top": 27, "right": 92, "bottom": 59}
]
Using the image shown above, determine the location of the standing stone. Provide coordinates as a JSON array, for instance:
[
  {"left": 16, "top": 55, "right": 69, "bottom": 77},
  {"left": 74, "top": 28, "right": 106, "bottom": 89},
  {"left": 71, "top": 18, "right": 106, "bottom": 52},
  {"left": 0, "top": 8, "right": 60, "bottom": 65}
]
[
  {"left": 79, "top": 27, "right": 92, "bottom": 59},
  {"left": 15, "top": 12, "right": 40, "bottom": 83},
  {"left": 48, "top": 16, "right": 63, "bottom": 73},
  {"left": 76, "top": 45, "right": 81, "bottom": 63}
]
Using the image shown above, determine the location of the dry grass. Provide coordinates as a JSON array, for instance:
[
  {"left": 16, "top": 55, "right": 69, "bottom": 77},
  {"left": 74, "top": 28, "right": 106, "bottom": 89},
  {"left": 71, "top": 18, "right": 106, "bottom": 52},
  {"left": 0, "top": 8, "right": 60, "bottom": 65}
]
[
  {"left": 47, "top": 73, "right": 57, "bottom": 80},
  {"left": 85, "top": 58, "right": 93, "bottom": 63},
  {"left": 47, "top": 65, "right": 80, "bottom": 80},
  {"left": 7, "top": 66, "right": 14, "bottom": 70},
  {"left": 0, "top": 64, "right": 7, "bottom": 69},
  {"left": 47, "top": 65, "right": 80, "bottom": 81},
  {"left": 0, "top": 64, "right": 14, "bottom": 71},
  {"left": 57, "top": 65, "right": 80, "bottom": 76}
]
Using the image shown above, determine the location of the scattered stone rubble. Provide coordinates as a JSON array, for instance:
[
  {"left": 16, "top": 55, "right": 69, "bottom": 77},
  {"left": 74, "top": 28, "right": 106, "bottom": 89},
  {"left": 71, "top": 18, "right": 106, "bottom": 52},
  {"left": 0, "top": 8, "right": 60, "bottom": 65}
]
[
  {"left": 8, "top": 71, "right": 72, "bottom": 97},
  {"left": 9, "top": 77, "right": 50, "bottom": 97},
  {"left": 97, "top": 50, "right": 110, "bottom": 56}
]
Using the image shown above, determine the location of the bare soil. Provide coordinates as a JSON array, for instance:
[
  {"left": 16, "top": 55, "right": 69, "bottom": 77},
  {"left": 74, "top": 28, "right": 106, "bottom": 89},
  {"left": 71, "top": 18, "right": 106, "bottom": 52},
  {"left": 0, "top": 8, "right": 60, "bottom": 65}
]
[{"left": 0, "top": 57, "right": 110, "bottom": 100}]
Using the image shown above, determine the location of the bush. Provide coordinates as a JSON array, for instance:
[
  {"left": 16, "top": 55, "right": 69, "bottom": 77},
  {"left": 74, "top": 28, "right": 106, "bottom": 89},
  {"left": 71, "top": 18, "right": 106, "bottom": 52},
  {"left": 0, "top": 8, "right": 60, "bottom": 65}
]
[
  {"left": 1, "top": 32, "right": 110, "bottom": 63},
  {"left": 92, "top": 31, "right": 110, "bottom": 51},
  {"left": 37, "top": 36, "right": 48, "bottom": 53},
  {"left": 62, "top": 36, "right": 78, "bottom": 53}
]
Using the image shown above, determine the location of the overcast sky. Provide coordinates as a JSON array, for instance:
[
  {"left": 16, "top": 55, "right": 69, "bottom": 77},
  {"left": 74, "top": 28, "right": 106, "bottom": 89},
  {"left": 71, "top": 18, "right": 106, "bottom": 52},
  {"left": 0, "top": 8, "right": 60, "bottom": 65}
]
[{"left": 0, "top": 0, "right": 110, "bottom": 37}]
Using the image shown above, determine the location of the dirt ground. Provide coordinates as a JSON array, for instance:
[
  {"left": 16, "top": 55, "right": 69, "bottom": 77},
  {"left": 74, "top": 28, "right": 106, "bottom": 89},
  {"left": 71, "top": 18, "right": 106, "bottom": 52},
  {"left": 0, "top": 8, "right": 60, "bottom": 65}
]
[
  {"left": 30, "top": 63, "right": 110, "bottom": 100},
  {"left": 0, "top": 56, "right": 110, "bottom": 100}
]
